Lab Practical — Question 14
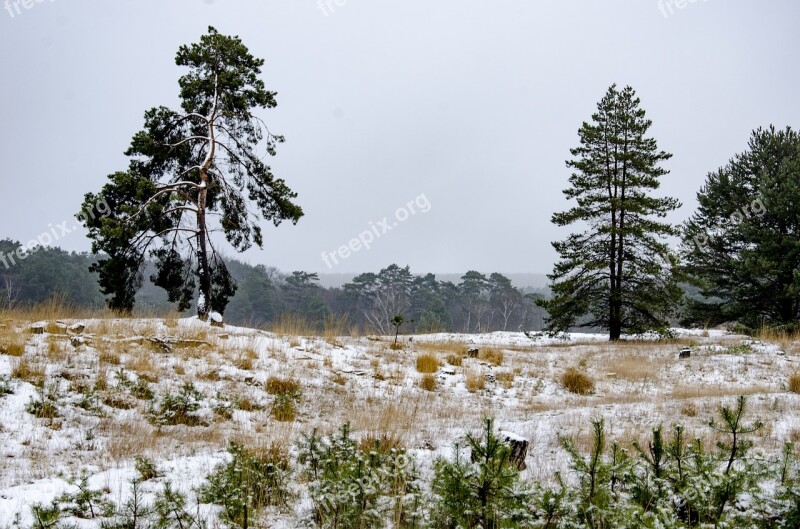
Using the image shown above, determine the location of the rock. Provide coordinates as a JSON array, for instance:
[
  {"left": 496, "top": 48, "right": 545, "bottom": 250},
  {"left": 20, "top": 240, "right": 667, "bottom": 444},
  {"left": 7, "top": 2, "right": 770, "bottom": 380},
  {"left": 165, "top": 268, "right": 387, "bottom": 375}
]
[
  {"left": 679, "top": 348, "right": 691, "bottom": 359},
  {"left": 499, "top": 431, "right": 529, "bottom": 471},
  {"left": 29, "top": 322, "right": 46, "bottom": 334},
  {"left": 467, "top": 347, "right": 479, "bottom": 358},
  {"left": 68, "top": 322, "right": 86, "bottom": 335},
  {"left": 70, "top": 336, "right": 86, "bottom": 348},
  {"left": 219, "top": 334, "right": 229, "bottom": 340},
  {"left": 485, "top": 373, "right": 496, "bottom": 384},
  {"left": 209, "top": 312, "right": 224, "bottom": 328},
  {"left": 441, "top": 366, "right": 456, "bottom": 375}
]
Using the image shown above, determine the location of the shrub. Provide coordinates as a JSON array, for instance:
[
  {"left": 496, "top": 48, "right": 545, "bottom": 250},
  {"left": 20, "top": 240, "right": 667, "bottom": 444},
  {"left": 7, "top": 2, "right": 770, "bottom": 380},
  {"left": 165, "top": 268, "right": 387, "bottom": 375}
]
[
  {"left": 789, "top": 374, "right": 800, "bottom": 394},
  {"left": 58, "top": 473, "right": 115, "bottom": 519},
  {"left": 419, "top": 374, "right": 437, "bottom": 391},
  {"left": 416, "top": 353, "right": 440, "bottom": 374},
  {"left": 149, "top": 382, "right": 205, "bottom": 426},
  {"left": 135, "top": 455, "right": 162, "bottom": 481},
  {"left": 26, "top": 383, "right": 60, "bottom": 420},
  {"left": 561, "top": 367, "right": 594, "bottom": 395},
  {"left": 199, "top": 442, "right": 293, "bottom": 527},
  {"left": 297, "top": 423, "right": 424, "bottom": 529},
  {"left": 479, "top": 348, "right": 504, "bottom": 366},
  {"left": 431, "top": 418, "right": 531, "bottom": 528}
]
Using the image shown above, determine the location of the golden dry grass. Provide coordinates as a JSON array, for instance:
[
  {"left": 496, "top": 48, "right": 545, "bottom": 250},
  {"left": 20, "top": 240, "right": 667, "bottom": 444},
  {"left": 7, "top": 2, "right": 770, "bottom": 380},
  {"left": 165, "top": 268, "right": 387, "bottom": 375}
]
[
  {"left": 419, "top": 374, "right": 437, "bottom": 391},
  {"left": 266, "top": 376, "right": 301, "bottom": 395},
  {"left": 11, "top": 357, "right": 45, "bottom": 386},
  {"left": 416, "top": 353, "right": 440, "bottom": 374},
  {"left": 789, "top": 374, "right": 800, "bottom": 394},
  {"left": 561, "top": 367, "right": 594, "bottom": 395},
  {"left": 479, "top": 348, "right": 504, "bottom": 366},
  {"left": 466, "top": 370, "right": 485, "bottom": 392},
  {"left": 272, "top": 313, "right": 317, "bottom": 337},
  {"left": 609, "top": 355, "right": 663, "bottom": 382},
  {"left": 495, "top": 371, "right": 516, "bottom": 389}
]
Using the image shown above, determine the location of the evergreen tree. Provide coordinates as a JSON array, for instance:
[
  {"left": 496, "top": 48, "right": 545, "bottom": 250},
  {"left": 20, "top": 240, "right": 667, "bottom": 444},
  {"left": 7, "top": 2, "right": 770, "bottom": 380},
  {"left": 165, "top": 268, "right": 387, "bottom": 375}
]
[
  {"left": 682, "top": 126, "right": 800, "bottom": 329},
  {"left": 541, "top": 84, "right": 682, "bottom": 340},
  {"left": 79, "top": 27, "right": 303, "bottom": 318}
]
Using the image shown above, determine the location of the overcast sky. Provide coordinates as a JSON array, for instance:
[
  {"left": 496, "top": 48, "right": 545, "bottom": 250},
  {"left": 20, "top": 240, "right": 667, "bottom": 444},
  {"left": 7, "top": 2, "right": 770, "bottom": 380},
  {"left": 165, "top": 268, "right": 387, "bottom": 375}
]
[{"left": 1, "top": 0, "right": 798, "bottom": 276}]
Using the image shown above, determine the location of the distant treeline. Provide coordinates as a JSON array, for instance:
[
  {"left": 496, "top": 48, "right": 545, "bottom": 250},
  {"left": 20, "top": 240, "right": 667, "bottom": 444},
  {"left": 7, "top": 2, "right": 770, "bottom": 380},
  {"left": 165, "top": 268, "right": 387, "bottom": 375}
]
[{"left": 0, "top": 239, "right": 549, "bottom": 333}]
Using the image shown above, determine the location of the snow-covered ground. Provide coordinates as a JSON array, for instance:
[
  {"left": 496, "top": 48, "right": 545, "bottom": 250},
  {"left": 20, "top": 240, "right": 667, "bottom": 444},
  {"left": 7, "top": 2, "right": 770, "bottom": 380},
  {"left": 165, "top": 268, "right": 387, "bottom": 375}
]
[{"left": 0, "top": 318, "right": 797, "bottom": 527}]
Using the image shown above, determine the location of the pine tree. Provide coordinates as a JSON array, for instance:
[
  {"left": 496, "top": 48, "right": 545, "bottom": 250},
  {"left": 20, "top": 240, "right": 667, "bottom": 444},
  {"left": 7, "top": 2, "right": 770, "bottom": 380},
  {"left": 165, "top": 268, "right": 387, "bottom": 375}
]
[
  {"left": 79, "top": 27, "right": 303, "bottom": 319},
  {"left": 682, "top": 126, "right": 800, "bottom": 329},
  {"left": 541, "top": 84, "right": 682, "bottom": 340}
]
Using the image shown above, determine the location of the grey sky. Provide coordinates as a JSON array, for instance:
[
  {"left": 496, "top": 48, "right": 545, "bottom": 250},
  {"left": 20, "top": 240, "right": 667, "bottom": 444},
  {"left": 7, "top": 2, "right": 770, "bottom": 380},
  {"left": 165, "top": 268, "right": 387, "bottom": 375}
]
[{"left": 1, "top": 0, "right": 798, "bottom": 276}]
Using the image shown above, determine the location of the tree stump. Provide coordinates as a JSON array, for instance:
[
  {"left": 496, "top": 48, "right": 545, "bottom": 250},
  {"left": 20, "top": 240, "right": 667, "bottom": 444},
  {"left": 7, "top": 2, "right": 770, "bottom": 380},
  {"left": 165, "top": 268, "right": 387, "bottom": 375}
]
[
  {"left": 467, "top": 347, "right": 479, "bottom": 358},
  {"left": 29, "top": 323, "right": 45, "bottom": 335},
  {"left": 679, "top": 348, "right": 691, "bottom": 359},
  {"left": 499, "top": 431, "right": 529, "bottom": 471}
]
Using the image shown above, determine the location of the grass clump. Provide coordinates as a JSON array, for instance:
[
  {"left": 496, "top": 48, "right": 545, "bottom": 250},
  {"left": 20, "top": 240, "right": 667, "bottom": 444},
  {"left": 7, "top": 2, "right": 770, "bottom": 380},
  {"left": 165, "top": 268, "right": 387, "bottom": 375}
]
[
  {"left": 561, "top": 367, "right": 594, "bottom": 395},
  {"left": 266, "top": 376, "right": 301, "bottom": 396},
  {"left": 789, "top": 373, "right": 800, "bottom": 394},
  {"left": 479, "top": 348, "right": 504, "bottom": 366},
  {"left": 466, "top": 370, "right": 485, "bottom": 392},
  {"left": 445, "top": 353, "right": 463, "bottom": 366},
  {"left": 420, "top": 374, "right": 437, "bottom": 391},
  {"left": 0, "top": 337, "right": 25, "bottom": 357},
  {"left": 416, "top": 353, "right": 440, "bottom": 374},
  {"left": 12, "top": 357, "right": 45, "bottom": 386}
]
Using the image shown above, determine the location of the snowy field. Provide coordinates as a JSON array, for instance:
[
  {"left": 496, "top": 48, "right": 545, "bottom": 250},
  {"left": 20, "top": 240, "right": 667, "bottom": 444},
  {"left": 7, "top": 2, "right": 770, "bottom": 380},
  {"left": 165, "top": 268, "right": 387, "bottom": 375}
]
[{"left": 0, "top": 317, "right": 798, "bottom": 527}]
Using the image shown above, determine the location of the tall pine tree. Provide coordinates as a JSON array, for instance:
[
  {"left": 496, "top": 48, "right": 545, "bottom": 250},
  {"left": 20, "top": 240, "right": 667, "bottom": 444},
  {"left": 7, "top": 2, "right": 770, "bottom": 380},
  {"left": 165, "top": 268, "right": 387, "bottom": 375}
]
[
  {"left": 79, "top": 27, "right": 303, "bottom": 319},
  {"left": 682, "top": 126, "right": 800, "bottom": 329},
  {"left": 541, "top": 85, "right": 682, "bottom": 340}
]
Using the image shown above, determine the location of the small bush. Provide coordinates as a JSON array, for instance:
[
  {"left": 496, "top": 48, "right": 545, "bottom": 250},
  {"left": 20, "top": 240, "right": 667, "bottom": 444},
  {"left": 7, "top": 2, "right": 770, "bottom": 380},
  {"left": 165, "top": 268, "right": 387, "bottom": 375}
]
[
  {"left": 789, "top": 374, "right": 800, "bottom": 394},
  {"left": 561, "top": 367, "right": 594, "bottom": 395},
  {"left": 479, "top": 348, "right": 504, "bottom": 366},
  {"left": 199, "top": 442, "right": 293, "bottom": 526},
  {"left": 134, "top": 455, "right": 162, "bottom": 481},
  {"left": 446, "top": 353, "right": 463, "bottom": 366},
  {"left": 416, "top": 353, "right": 440, "bottom": 373},
  {"left": 150, "top": 382, "right": 205, "bottom": 426},
  {"left": 420, "top": 374, "right": 437, "bottom": 391},
  {"left": 266, "top": 376, "right": 301, "bottom": 396}
]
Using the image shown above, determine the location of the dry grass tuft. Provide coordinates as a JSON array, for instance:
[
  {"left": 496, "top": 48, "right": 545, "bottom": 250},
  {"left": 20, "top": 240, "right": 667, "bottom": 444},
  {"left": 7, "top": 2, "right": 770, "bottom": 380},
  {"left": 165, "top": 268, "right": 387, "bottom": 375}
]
[
  {"left": 561, "top": 367, "right": 594, "bottom": 395},
  {"left": 681, "top": 402, "right": 698, "bottom": 417},
  {"left": 479, "top": 348, "right": 504, "bottom": 366},
  {"left": 466, "top": 370, "right": 485, "bottom": 392},
  {"left": 358, "top": 432, "right": 406, "bottom": 454},
  {"left": 416, "top": 353, "right": 440, "bottom": 374},
  {"left": 266, "top": 376, "right": 301, "bottom": 396},
  {"left": 11, "top": 357, "right": 45, "bottom": 386},
  {"left": 789, "top": 374, "right": 800, "bottom": 394},
  {"left": 445, "top": 353, "right": 463, "bottom": 366},
  {"left": 419, "top": 374, "right": 437, "bottom": 391},
  {"left": 0, "top": 333, "right": 25, "bottom": 357},
  {"left": 495, "top": 371, "right": 516, "bottom": 389}
]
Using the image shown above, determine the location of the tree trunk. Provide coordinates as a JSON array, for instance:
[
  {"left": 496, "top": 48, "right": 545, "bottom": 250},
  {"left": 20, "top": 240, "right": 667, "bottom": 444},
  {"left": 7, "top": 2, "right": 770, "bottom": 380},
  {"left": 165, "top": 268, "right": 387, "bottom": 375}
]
[{"left": 196, "top": 182, "right": 211, "bottom": 320}]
